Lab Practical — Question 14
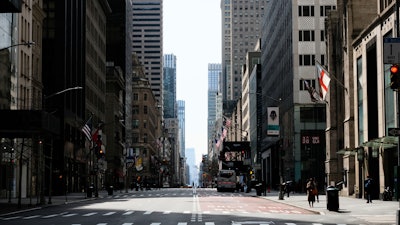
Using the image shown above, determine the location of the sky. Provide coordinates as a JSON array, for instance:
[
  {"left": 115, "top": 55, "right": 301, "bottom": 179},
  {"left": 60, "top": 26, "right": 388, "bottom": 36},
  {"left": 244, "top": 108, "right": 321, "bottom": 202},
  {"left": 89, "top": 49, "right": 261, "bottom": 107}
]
[{"left": 163, "top": 0, "right": 222, "bottom": 165}]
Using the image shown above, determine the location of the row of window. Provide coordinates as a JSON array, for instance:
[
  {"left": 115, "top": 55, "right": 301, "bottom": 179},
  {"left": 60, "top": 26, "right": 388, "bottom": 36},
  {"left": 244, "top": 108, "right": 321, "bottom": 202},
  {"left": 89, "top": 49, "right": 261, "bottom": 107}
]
[
  {"left": 299, "top": 54, "right": 325, "bottom": 66},
  {"left": 133, "top": 119, "right": 147, "bottom": 129},
  {"left": 298, "top": 5, "right": 336, "bottom": 17},
  {"left": 299, "top": 30, "right": 325, "bottom": 42}
]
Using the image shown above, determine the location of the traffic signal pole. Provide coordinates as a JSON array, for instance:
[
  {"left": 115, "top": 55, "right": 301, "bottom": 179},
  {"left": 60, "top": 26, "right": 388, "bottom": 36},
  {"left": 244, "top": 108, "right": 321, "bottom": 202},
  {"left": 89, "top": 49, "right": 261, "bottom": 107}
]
[{"left": 396, "top": 1, "right": 400, "bottom": 225}]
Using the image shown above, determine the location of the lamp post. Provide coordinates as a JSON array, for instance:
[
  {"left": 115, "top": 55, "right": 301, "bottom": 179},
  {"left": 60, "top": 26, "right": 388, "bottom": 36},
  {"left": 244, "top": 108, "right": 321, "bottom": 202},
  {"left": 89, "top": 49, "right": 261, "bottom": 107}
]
[{"left": 41, "top": 86, "right": 83, "bottom": 204}]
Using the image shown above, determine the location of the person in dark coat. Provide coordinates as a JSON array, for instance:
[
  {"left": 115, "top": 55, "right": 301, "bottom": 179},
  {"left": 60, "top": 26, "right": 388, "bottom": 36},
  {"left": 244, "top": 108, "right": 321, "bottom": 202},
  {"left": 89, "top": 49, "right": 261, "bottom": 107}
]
[
  {"left": 365, "top": 176, "right": 373, "bottom": 203},
  {"left": 306, "top": 178, "right": 316, "bottom": 207}
]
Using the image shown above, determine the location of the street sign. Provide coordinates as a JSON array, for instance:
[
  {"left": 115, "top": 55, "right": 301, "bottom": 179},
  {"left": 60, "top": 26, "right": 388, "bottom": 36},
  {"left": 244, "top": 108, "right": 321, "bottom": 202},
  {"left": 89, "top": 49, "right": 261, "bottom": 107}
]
[
  {"left": 388, "top": 128, "right": 400, "bottom": 136},
  {"left": 384, "top": 38, "right": 400, "bottom": 64}
]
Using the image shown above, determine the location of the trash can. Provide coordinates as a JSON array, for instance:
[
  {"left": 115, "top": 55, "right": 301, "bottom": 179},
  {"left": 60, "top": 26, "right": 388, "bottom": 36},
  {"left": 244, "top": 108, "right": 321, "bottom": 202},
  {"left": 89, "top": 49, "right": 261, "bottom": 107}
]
[
  {"left": 255, "top": 183, "right": 262, "bottom": 196},
  {"left": 108, "top": 186, "right": 113, "bottom": 195},
  {"left": 87, "top": 185, "right": 94, "bottom": 198},
  {"left": 326, "top": 186, "right": 339, "bottom": 211}
]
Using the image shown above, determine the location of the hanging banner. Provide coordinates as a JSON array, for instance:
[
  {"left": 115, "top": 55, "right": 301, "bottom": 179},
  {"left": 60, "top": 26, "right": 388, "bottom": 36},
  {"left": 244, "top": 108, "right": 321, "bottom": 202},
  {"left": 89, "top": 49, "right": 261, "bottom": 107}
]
[{"left": 267, "top": 107, "right": 279, "bottom": 136}]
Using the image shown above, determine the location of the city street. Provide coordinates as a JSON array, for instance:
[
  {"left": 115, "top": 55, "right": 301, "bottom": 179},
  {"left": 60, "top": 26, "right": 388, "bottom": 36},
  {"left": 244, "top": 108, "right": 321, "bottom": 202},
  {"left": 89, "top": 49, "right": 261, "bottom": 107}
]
[{"left": 0, "top": 187, "right": 396, "bottom": 225}]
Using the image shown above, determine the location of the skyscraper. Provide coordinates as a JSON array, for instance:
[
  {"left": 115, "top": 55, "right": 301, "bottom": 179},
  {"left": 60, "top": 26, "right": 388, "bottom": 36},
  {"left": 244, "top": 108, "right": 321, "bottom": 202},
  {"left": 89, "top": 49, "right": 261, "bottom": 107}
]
[
  {"left": 163, "top": 54, "right": 176, "bottom": 118},
  {"left": 177, "top": 100, "right": 185, "bottom": 157},
  {"left": 207, "top": 63, "right": 222, "bottom": 156},
  {"left": 221, "top": 0, "right": 268, "bottom": 101},
  {"left": 132, "top": 0, "right": 164, "bottom": 107}
]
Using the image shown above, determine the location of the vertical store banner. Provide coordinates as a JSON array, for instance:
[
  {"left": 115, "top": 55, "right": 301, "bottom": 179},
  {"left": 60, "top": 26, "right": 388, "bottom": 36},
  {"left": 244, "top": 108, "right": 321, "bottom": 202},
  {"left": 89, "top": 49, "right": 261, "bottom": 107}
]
[{"left": 267, "top": 107, "right": 279, "bottom": 136}]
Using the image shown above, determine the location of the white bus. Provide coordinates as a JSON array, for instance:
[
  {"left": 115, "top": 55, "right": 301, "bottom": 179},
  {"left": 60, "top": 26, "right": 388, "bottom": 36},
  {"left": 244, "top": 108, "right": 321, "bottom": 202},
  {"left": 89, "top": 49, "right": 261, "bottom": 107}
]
[{"left": 216, "top": 169, "right": 237, "bottom": 192}]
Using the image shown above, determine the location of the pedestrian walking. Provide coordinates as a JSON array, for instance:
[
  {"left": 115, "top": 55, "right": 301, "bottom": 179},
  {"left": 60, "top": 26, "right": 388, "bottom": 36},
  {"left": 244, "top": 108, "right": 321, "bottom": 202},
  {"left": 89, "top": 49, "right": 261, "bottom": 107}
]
[
  {"left": 313, "top": 178, "right": 319, "bottom": 203},
  {"left": 284, "top": 181, "right": 293, "bottom": 197},
  {"left": 365, "top": 175, "right": 373, "bottom": 203},
  {"left": 306, "top": 178, "right": 316, "bottom": 207}
]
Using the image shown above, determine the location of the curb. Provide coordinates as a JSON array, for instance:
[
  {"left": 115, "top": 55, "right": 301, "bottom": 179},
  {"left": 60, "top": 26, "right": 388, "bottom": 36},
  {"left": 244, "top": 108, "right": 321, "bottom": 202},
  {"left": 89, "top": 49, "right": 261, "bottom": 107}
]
[{"left": 0, "top": 195, "right": 102, "bottom": 217}]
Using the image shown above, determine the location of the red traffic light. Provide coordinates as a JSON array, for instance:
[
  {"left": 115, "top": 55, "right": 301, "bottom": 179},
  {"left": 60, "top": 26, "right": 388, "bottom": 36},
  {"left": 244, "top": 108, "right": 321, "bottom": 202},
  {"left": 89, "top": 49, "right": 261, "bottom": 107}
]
[
  {"left": 391, "top": 64, "right": 399, "bottom": 74},
  {"left": 391, "top": 64, "right": 400, "bottom": 90}
]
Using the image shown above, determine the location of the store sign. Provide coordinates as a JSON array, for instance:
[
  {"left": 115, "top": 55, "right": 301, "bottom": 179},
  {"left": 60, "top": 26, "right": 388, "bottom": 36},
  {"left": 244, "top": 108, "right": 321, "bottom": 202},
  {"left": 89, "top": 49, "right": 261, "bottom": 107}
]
[{"left": 301, "top": 135, "right": 320, "bottom": 144}]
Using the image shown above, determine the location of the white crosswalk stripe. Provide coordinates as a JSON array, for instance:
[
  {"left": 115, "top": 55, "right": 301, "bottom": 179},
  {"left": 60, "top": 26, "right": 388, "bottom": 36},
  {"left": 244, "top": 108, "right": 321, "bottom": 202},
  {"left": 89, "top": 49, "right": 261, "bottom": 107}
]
[
  {"left": 23, "top": 215, "right": 40, "bottom": 219},
  {"left": 62, "top": 213, "right": 78, "bottom": 217},
  {"left": 83, "top": 212, "right": 98, "bottom": 216},
  {"left": 103, "top": 212, "right": 116, "bottom": 216},
  {"left": 122, "top": 211, "right": 134, "bottom": 215},
  {"left": 42, "top": 214, "right": 58, "bottom": 218}
]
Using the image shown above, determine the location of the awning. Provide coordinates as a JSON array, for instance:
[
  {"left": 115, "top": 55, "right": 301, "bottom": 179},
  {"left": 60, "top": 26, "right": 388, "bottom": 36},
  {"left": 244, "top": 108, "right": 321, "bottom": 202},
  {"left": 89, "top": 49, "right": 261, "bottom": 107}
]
[{"left": 361, "top": 136, "right": 398, "bottom": 149}]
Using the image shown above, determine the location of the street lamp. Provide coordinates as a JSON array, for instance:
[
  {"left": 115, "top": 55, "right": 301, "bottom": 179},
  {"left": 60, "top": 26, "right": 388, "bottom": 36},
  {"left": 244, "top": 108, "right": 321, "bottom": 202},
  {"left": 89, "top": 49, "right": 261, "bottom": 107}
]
[
  {"left": 44, "top": 86, "right": 83, "bottom": 100},
  {"left": 0, "top": 41, "right": 35, "bottom": 52},
  {"left": 41, "top": 86, "right": 83, "bottom": 204}
]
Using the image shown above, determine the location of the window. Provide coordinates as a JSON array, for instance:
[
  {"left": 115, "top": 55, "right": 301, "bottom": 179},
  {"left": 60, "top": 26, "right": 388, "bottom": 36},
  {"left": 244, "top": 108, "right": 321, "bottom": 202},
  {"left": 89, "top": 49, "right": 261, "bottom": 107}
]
[
  {"left": 143, "top": 133, "right": 148, "bottom": 143},
  {"left": 133, "top": 120, "right": 139, "bottom": 129},
  {"left": 299, "top": 30, "right": 315, "bottom": 42},
  {"left": 133, "top": 105, "right": 139, "bottom": 114},
  {"left": 133, "top": 93, "right": 139, "bottom": 101},
  {"left": 144, "top": 93, "right": 148, "bottom": 101},
  {"left": 144, "top": 105, "right": 148, "bottom": 114},
  {"left": 320, "top": 30, "right": 325, "bottom": 41},
  {"left": 298, "top": 5, "right": 314, "bottom": 17},
  {"left": 299, "top": 54, "right": 316, "bottom": 66},
  {"left": 320, "top": 5, "right": 336, "bottom": 17},
  {"left": 133, "top": 134, "right": 139, "bottom": 143},
  {"left": 320, "top": 55, "right": 325, "bottom": 65},
  {"left": 357, "top": 57, "right": 364, "bottom": 143}
]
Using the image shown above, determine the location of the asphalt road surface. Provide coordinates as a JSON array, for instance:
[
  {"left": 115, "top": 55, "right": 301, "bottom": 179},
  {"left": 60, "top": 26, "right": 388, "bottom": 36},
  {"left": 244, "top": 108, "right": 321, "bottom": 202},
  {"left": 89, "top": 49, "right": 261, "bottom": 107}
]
[{"left": 0, "top": 188, "right": 380, "bottom": 225}]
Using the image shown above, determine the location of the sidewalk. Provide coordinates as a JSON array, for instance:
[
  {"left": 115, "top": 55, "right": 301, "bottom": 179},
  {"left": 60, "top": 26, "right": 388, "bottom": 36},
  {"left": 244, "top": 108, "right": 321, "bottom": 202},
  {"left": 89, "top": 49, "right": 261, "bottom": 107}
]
[
  {"left": 254, "top": 190, "right": 399, "bottom": 224},
  {"left": 0, "top": 190, "right": 110, "bottom": 216}
]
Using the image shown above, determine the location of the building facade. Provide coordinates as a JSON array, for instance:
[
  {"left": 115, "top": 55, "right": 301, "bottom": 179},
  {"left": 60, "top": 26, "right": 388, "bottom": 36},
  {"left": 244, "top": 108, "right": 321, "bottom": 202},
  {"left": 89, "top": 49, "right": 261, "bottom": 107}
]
[
  {"left": 132, "top": 0, "right": 164, "bottom": 108},
  {"left": 163, "top": 54, "right": 176, "bottom": 119},
  {"left": 208, "top": 63, "right": 222, "bottom": 158},
  {"left": 221, "top": 0, "right": 268, "bottom": 101},
  {"left": 330, "top": 0, "right": 398, "bottom": 199},
  {"left": 260, "top": 0, "right": 335, "bottom": 190},
  {"left": 132, "top": 54, "right": 162, "bottom": 187},
  {"left": 324, "top": 0, "right": 377, "bottom": 196}
]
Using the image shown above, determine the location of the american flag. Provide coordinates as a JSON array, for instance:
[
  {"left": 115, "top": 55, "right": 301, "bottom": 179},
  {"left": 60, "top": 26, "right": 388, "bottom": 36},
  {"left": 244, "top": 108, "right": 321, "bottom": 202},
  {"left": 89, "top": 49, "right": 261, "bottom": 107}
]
[
  {"left": 223, "top": 117, "right": 232, "bottom": 128},
  {"left": 81, "top": 116, "right": 92, "bottom": 141},
  {"left": 303, "top": 79, "right": 320, "bottom": 102}
]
